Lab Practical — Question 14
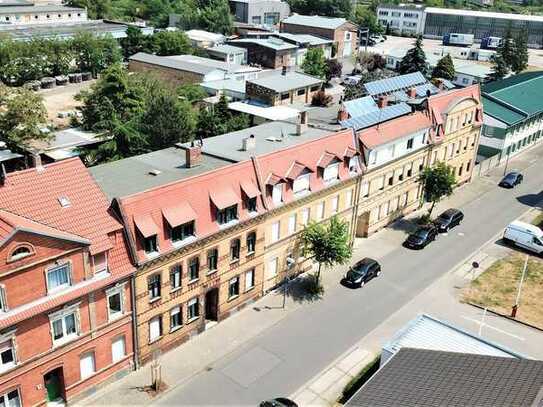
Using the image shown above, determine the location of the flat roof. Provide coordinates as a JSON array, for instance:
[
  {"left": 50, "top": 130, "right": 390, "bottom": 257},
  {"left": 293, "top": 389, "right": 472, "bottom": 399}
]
[
  {"left": 201, "top": 78, "right": 247, "bottom": 94},
  {"left": 207, "top": 44, "right": 247, "bottom": 54},
  {"left": 228, "top": 101, "right": 300, "bottom": 120},
  {"left": 455, "top": 62, "right": 492, "bottom": 78},
  {"left": 248, "top": 71, "right": 322, "bottom": 93},
  {"left": 425, "top": 6, "right": 543, "bottom": 22},
  {"left": 0, "top": 20, "right": 130, "bottom": 40},
  {"left": 272, "top": 32, "right": 333, "bottom": 46},
  {"left": 129, "top": 52, "right": 221, "bottom": 75},
  {"left": 0, "top": 4, "right": 84, "bottom": 13},
  {"left": 89, "top": 146, "right": 231, "bottom": 199},
  {"left": 30, "top": 127, "right": 101, "bottom": 151},
  {"left": 282, "top": 14, "right": 348, "bottom": 30},
  {"left": 229, "top": 37, "right": 298, "bottom": 51}
]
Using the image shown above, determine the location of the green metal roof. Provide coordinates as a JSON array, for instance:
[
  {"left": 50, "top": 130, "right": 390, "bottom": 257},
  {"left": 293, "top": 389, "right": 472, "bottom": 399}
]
[{"left": 482, "top": 96, "right": 525, "bottom": 126}]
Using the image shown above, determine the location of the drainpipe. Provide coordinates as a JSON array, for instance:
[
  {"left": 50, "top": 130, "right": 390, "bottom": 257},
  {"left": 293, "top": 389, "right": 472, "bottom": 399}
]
[{"left": 130, "top": 275, "right": 140, "bottom": 370}]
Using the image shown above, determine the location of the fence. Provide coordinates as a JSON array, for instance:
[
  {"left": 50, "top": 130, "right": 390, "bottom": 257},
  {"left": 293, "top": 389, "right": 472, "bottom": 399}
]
[{"left": 473, "top": 152, "right": 504, "bottom": 178}]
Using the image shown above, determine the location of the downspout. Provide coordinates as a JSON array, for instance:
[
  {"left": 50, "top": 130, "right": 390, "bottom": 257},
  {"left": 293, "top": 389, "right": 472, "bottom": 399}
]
[
  {"left": 350, "top": 127, "right": 363, "bottom": 246},
  {"left": 130, "top": 275, "right": 140, "bottom": 370}
]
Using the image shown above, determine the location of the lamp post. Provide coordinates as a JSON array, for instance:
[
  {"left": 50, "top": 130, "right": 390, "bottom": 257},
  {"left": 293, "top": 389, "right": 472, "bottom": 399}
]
[
  {"left": 503, "top": 149, "right": 511, "bottom": 176},
  {"left": 511, "top": 254, "right": 529, "bottom": 318}
]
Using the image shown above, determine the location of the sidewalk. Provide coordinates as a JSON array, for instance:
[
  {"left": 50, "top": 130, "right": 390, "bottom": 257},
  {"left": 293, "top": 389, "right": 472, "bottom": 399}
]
[{"left": 79, "top": 143, "right": 543, "bottom": 406}]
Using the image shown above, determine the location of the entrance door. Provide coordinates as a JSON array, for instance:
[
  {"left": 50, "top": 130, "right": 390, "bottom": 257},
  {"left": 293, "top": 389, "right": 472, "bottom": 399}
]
[
  {"left": 356, "top": 211, "right": 370, "bottom": 237},
  {"left": 205, "top": 288, "right": 219, "bottom": 322},
  {"left": 44, "top": 368, "right": 64, "bottom": 403}
]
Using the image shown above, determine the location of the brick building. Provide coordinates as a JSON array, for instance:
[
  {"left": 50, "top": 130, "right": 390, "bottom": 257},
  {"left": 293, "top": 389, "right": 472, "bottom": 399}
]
[
  {"left": 280, "top": 14, "right": 358, "bottom": 58},
  {"left": 227, "top": 37, "right": 298, "bottom": 68},
  {"left": 246, "top": 71, "right": 323, "bottom": 106},
  {"left": 0, "top": 158, "right": 135, "bottom": 406}
]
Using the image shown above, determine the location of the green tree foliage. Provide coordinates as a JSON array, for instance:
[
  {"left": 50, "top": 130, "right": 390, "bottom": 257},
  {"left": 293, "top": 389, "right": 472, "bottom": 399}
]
[
  {"left": 172, "top": 0, "right": 200, "bottom": 30},
  {"left": 399, "top": 35, "right": 427, "bottom": 75},
  {"left": 325, "top": 59, "right": 343, "bottom": 82},
  {"left": 420, "top": 162, "right": 456, "bottom": 216},
  {"left": 301, "top": 216, "right": 352, "bottom": 286},
  {"left": 200, "top": 0, "right": 234, "bottom": 35},
  {"left": 287, "top": 0, "right": 352, "bottom": 18},
  {"left": 487, "top": 53, "right": 509, "bottom": 81},
  {"left": 301, "top": 48, "right": 327, "bottom": 79},
  {"left": 431, "top": 54, "right": 455, "bottom": 80},
  {"left": 120, "top": 26, "right": 150, "bottom": 59},
  {"left": 65, "top": 0, "right": 111, "bottom": 19},
  {"left": 0, "top": 85, "right": 49, "bottom": 151},
  {"left": 151, "top": 30, "right": 193, "bottom": 56},
  {"left": 498, "top": 28, "right": 515, "bottom": 68},
  {"left": 195, "top": 94, "right": 250, "bottom": 139},
  {"left": 71, "top": 33, "right": 122, "bottom": 77},
  {"left": 353, "top": 5, "right": 383, "bottom": 35},
  {"left": 511, "top": 30, "right": 529, "bottom": 74},
  {"left": 177, "top": 84, "right": 209, "bottom": 103}
]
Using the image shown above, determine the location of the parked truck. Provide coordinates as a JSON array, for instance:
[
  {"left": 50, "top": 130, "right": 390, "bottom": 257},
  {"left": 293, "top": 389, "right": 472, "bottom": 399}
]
[
  {"left": 503, "top": 221, "right": 543, "bottom": 254},
  {"left": 481, "top": 36, "right": 503, "bottom": 49},
  {"left": 443, "top": 33, "right": 475, "bottom": 47}
]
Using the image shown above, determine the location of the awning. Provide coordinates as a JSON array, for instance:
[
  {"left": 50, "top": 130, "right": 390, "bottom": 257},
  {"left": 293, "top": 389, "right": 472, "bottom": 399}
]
[
  {"left": 162, "top": 202, "right": 197, "bottom": 228},
  {"left": 210, "top": 187, "right": 239, "bottom": 210},
  {"left": 133, "top": 213, "right": 159, "bottom": 238},
  {"left": 240, "top": 180, "right": 260, "bottom": 198}
]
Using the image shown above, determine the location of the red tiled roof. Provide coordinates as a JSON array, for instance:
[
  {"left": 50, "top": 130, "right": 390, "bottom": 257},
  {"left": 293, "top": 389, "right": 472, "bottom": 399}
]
[
  {"left": 134, "top": 213, "right": 159, "bottom": 238},
  {"left": 285, "top": 161, "right": 313, "bottom": 180},
  {"left": 210, "top": 186, "right": 239, "bottom": 210},
  {"left": 0, "top": 158, "right": 122, "bottom": 255},
  {"left": 240, "top": 180, "right": 260, "bottom": 198}
]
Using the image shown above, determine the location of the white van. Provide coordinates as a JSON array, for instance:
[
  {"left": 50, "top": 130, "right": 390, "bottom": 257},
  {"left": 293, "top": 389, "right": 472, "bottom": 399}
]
[{"left": 503, "top": 221, "right": 543, "bottom": 254}]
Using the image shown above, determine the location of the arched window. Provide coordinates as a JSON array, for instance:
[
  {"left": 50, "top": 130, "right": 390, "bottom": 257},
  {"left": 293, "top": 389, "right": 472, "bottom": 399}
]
[{"left": 9, "top": 245, "right": 33, "bottom": 261}]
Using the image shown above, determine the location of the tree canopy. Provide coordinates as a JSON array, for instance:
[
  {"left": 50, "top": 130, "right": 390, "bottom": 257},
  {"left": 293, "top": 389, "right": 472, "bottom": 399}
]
[
  {"left": 399, "top": 36, "right": 427, "bottom": 75},
  {"left": 353, "top": 5, "right": 384, "bottom": 35},
  {"left": 301, "top": 48, "right": 328, "bottom": 79},
  {"left": 287, "top": 0, "right": 352, "bottom": 17},
  {"left": 431, "top": 54, "right": 455, "bottom": 80},
  {"left": 420, "top": 162, "right": 456, "bottom": 216}
]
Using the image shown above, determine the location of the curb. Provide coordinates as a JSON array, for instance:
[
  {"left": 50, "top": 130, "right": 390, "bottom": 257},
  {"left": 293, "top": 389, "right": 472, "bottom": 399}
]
[{"left": 467, "top": 302, "right": 543, "bottom": 333}]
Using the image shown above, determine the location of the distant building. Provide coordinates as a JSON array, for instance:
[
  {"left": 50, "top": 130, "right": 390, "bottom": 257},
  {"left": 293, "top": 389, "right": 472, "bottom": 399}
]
[
  {"left": 271, "top": 33, "right": 333, "bottom": 65},
  {"left": 0, "top": 2, "right": 86, "bottom": 25},
  {"left": 376, "top": 4, "right": 425, "bottom": 36},
  {"left": 229, "top": 0, "right": 290, "bottom": 28},
  {"left": 184, "top": 29, "right": 226, "bottom": 48},
  {"left": 479, "top": 71, "right": 543, "bottom": 159},
  {"left": 245, "top": 71, "right": 323, "bottom": 106},
  {"left": 201, "top": 78, "right": 247, "bottom": 101},
  {"left": 26, "top": 128, "right": 103, "bottom": 163},
  {"left": 207, "top": 44, "right": 248, "bottom": 65},
  {"left": 280, "top": 14, "right": 358, "bottom": 57},
  {"left": 227, "top": 37, "right": 298, "bottom": 68}
]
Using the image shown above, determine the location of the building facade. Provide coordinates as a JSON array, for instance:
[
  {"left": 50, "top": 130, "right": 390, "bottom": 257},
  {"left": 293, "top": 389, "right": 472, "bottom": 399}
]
[
  {"left": 229, "top": 0, "right": 290, "bottom": 27},
  {"left": 227, "top": 38, "right": 298, "bottom": 68},
  {"left": 0, "top": 3, "right": 86, "bottom": 25},
  {"left": 376, "top": 4, "right": 425, "bottom": 36},
  {"left": 0, "top": 158, "right": 135, "bottom": 406}
]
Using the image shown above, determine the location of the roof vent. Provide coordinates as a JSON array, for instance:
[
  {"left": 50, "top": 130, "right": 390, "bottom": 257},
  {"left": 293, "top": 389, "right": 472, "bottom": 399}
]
[
  {"left": 266, "top": 136, "right": 282, "bottom": 142},
  {"left": 149, "top": 169, "right": 162, "bottom": 176},
  {"left": 58, "top": 196, "right": 71, "bottom": 208}
]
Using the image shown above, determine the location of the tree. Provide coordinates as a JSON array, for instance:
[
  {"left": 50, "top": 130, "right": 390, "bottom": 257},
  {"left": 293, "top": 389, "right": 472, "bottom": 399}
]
[
  {"left": 301, "top": 48, "right": 327, "bottom": 79},
  {"left": 200, "top": 0, "right": 233, "bottom": 35},
  {"left": 71, "top": 32, "right": 122, "bottom": 77},
  {"left": 121, "top": 26, "right": 150, "bottom": 59},
  {"left": 311, "top": 90, "right": 333, "bottom": 106},
  {"left": 287, "top": 0, "right": 352, "bottom": 18},
  {"left": 0, "top": 85, "right": 49, "bottom": 151},
  {"left": 301, "top": 216, "right": 352, "bottom": 286},
  {"left": 177, "top": 84, "right": 208, "bottom": 103},
  {"left": 398, "top": 35, "right": 427, "bottom": 75},
  {"left": 419, "top": 162, "right": 456, "bottom": 216},
  {"left": 432, "top": 54, "right": 455, "bottom": 80},
  {"left": 498, "top": 27, "right": 515, "bottom": 68},
  {"left": 511, "top": 30, "right": 529, "bottom": 74},
  {"left": 325, "top": 59, "right": 343, "bottom": 82},
  {"left": 352, "top": 5, "right": 383, "bottom": 35},
  {"left": 151, "top": 31, "right": 193, "bottom": 56},
  {"left": 487, "top": 53, "right": 509, "bottom": 81}
]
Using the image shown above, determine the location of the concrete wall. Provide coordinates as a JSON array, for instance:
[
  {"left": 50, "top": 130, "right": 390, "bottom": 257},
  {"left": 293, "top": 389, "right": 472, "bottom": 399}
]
[{"left": 0, "top": 8, "right": 87, "bottom": 25}]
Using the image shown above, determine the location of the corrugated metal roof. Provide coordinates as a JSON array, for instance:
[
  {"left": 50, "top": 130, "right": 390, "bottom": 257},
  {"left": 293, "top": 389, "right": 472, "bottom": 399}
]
[
  {"left": 343, "top": 96, "right": 378, "bottom": 118},
  {"left": 415, "top": 82, "right": 439, "bottom": 97},
  {"left": 426, "top": 6, "right": 543, "bottom": 22},
  {"left": 130, "top": 52, "right": 222, "bottom": 75},
  {"left": 228, "top": 38, "right": 298, "bottom": 51},
  {"left": 341, "top": 102, "right": 412, "bottom": 130},
  {"left": 247, "top": 71, "right": 322, "bottom": 93},
  {"left": 207, "top": 44, "right": 246, "bottom": 54},
  {"left": 383, "top": 314, "right": 523, "bottom": 359},
  {"left": 282, "top": 14, "right": 347, "bottom": 30},
  {"left": 364, "top": 72, "right": 427, "bottom": 96}
]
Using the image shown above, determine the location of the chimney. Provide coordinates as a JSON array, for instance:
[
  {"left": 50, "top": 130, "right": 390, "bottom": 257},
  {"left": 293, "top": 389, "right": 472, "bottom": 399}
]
[
  {"left": 407, "top": 87, "right": 417, "bottom": 99},
  {"left": 185, "top": 142, "right": 202, "bottom": 168},
  {"left": 337, "top": 107, "right": 349, "bottom": 122},
  {"left": 377, "top": 95, "right": 388, "bottom": 108},
  {"left": 296, "top": 111, "right": 308, "bottom": 135},
  {"left": 0, "top": 164, "right": 6, "bottom": 186},
  {"left": 281, "top": 65, "right": 287, "bottom": 76},
  {"left": 242, "top": 134, "right": 256, "bottom": 151},
  {"left": 435, "top": 78, "right": 445, "bottom": 91},
  {"left": 31, "top": 152, "right": 44, "bottom": 172}
]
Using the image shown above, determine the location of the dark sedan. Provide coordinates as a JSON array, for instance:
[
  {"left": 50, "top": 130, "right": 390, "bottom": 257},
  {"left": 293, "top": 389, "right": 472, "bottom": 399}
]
[
  {"left": 259, "top": 398, "right": 298, "bottom": 407},
  {"left": 499, "top": 172, "right": 523, "bottom": 188},
  {"left": 342, "top": 258, "right": 381, "bottom": 288},
  {"left": 434, "top": 208, "right": 464, "bottom": 233},
  {"left": 404, "top": 225, "right": 438, "bottom": 249}
]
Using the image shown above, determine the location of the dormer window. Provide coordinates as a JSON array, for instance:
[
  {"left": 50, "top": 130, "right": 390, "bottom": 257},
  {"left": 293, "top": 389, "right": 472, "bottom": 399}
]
[
  {"left": 348, "top": 156, "right": 359, "bottom": 174},
  {"left": 293, "top": 173, "right": 311, "bottom": 197},
  {"left": 247, "top": 197, "right": 257, "bottom": 213},
  {"left": 92, "top": 252, "right": 108, "bottom": 275},
  {"left": 323, "top": 163, "right": 340, "bottom": 184},
  {"left": 46, "top": 263, "right": 71, "bottom": 293},
  {"left": 134, "top": 214, "right": 160, "bottom": 256},
  {"left": 9, "top": 245, "right": 33, "bottom": 261},
  {"left": 171, "top": 221, "right": 195, "bottom": 243},
  {"left": 143, "top": 235, "right": 158, "bottom": 255},
  {"left": 272, "top": 183, "right": 283, "bottom": 205},
  {"left": 218, "top": 205, "right": 238, "bottom": 225}
]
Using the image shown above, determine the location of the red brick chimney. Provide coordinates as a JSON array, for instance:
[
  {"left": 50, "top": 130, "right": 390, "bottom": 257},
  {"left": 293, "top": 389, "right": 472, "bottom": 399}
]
[
  {"left": 186, "top": 142, "right": 202, "bottom": 168},
  {"left": 337, "top": 105, "right": 349, "bottom": 121},
  {"left": 377, "top": 95, "right": 388, "bottom": 108},
  {"left": 407, "top": 87, "right": 417, "bottom": 98},
  {"left": 435, "top": 79, "right": 445, "bottom": 91}
]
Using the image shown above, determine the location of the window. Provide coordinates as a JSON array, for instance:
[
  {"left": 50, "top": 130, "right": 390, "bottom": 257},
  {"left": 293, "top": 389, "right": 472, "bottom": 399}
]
[
  {"left": 288, "top": 214, "right": 297, "bottom": 234},
  {"left": 293, "top": 174, "right": 311, "bottom": 196},
  {"left": 207, "top": 249, "right": 218, "bottom": 273},
  {"left": 245, "top": 269, "right": 255, "bottom": 291},
  {"left": 272, "top": 183, "right": 283, "bottom": 205},
  {"left": 281, "top": 93, "right": 290, "bottom": 100},
  {"left": 246, "top": 232, "right": 256, "bottom": 254},
  {"left": 331, "top": 196, "right": 339, "bottom": 213},
  {"left": 247, "top": 197, "right": 257, "bottom": 213},
  {"left": 189, "top": 257, "right": 200, "bottom": 281},
  {"left": 317, "top": 202, "right": 325, "bottom": 220},
  {"left": 170, "top": 264, "right": 182, "bottom": 290},
  {"left": 217, "top": 205, "right": 238, "bottom": 225},
  {"left": 388, "top": 175, "right": 394, "bottom": 186},
  {"left": 458, "top": 164, "right": 463, "bottom": 176},
  {"left": 268, "top": 257, "right": 278, "bottom": 277},
  {"left": 271, "top": 221, "right": 280, "bottom": 243},
  {"left": 301, "top": 208, "right": 310, "bottom": 226},
  {"left": 187, "top": 297, "right": 199, "bottom": 321},
  {"left": 111, "top": 336, "right": 125, "bottom": 363},
  {"left": 449, "top": 144, "right": 454, "bottom": 158},
  {"left": 346, "top": 190, "right": 353, "bottom": 207},
  {"left": 0, "top": 390, "right": 20, "bottom": 407},
  {"left": 92, "top": 252, "right": 108, "bottom": 274},
  {"left": 170, "top": 306, "right": 182, "bottom": 331},
  {"left": 252, "top": 15, "right": 261, "bottom": 24},
  {"left": 0, "top": 287, "right": 6, "bottom": 312},
  {"left": 10, "top": 245, "right": 32, "bottom": 261},
  {"left": 50, "top": 309, "right": 78, "bottom": 345},
  {"left": 406, "top": 138, "right": 414, "bottom": 149},
  {"left": 148, "top": 274, "right": 161, "bottom": 300},
  {"left": 297, "top": 88, "right": 305, "bottom": 96},
  {"left": 348, "top": 156, "right": 358, "bottom": 174},
  {"left": 323, "top": 163, "right": 340, "bottom": 183},
  {"left": 171, "top": 221, "right": 195, "bottom": 243},
  {"left": 149, "top": 316, "right": 162, "bottom": 343},
  {"left": 0, "top": 340, "right": 15, "bottom": 372},
  {"left": 229, "top": 276, "right": 240, "bottom": 299},
  {"left": 466, "top": 160, "right": 471, "bottom": 172},
  {"left": 106, "top": 286, "right": 123, "bottom": 320},
  {"left": 230, "top": 239, "right": 241, "bottom": 261},
  {"left": 46, "top": 263, "right": 71, "bottom": 292},
  {"left": 144, "top": 235, "right": 158, "bottom": 254},
  {"left": 80, "top": 352, "right": 95, "bottom": 380},
  {"left": 361, "top": 182, "right": 369, "bottom": 198}
]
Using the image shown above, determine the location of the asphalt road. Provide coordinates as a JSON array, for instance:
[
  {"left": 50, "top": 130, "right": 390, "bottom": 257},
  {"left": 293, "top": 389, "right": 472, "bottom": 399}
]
[{"left": 157, "top": 159, "right": 543, "bottom": 406}]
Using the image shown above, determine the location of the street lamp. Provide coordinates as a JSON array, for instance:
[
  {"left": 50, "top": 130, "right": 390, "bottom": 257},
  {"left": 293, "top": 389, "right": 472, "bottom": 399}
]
[
  {"left": 282, "top": 256, "right": 296, "bottom": 308},
  {"left": 511, "top": 254, "right": 529, "bottom": 318}
]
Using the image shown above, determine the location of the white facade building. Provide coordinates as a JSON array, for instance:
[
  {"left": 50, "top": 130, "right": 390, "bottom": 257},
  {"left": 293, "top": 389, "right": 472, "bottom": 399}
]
[
  {"left": 376, "top": 4, "right": 425, "bottom": 36},
  {"left": 0, "top": 4, "right": 86, "bottom": 25}
]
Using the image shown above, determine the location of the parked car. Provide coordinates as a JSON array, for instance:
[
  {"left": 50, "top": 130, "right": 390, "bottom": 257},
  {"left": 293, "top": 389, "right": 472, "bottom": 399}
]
[
  {"left": 343, "top": 75, "right": 362, "bottom": 86},
  {"left": 371, "top": 34, "right": 386, "bottom": 43},
  {"left": 499, "top": 171, "right": 523, "bottom": 188},
  {"left": 503, "top": 220, "right": 543, "bottom": 254},
  {"left": 259, "top": 398, "right": 298, "bottom": 407},
  {"left": 434, "top": 208, "right": 464, "bottom": 233},
  {"left": 404, "top": 225, "right": 438, "bottom": 249},
  {"left": 342, "top": 258, "right": 381, "bottom": 287}
]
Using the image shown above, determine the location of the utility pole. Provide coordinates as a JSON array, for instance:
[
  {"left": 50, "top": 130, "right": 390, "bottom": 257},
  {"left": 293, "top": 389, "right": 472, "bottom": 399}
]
[
  {"left": 511, "top": 254, "right": 529, "bottom": 318},
  {"left": 503, "top": 149, "right": 511, "bottom": 176}
]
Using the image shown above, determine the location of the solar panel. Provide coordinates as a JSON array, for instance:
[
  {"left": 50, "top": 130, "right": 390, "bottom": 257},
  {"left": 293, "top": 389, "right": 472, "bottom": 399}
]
[
  {"left": 340, "top": 103, "right": 412, "bottom": 131},
  {"left": 364, "top": 72, "right": 427, "bottom": 96},
  {"left": 391, "top": 91, "right": 409, "bottom": 102},
  {"left": 343, "top": 96, "right": 378, "bottom": 118},
  {"left": 415, "top": 83, "right": 439, "bottom": 98}
]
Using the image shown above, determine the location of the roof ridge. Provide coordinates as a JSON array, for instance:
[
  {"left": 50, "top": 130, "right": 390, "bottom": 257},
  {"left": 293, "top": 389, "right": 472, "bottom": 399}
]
[{"left": 4, "top": 156, "right": 80, "bottom": 179}]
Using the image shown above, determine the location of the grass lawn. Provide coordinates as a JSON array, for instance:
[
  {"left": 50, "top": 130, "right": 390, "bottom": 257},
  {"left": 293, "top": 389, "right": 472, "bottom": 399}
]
[{"left": 462, "top": 253, "right": 543, "bottom": 329}]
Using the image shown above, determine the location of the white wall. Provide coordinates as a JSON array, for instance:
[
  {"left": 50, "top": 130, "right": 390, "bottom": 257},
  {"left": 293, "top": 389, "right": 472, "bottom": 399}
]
[
  {"left": 0, "top": 9, "right": 87, "bottom": 25},
  {"left": 377, "top": 6, "right": 425, "bottom": 35},
  {"left": 366, "top": 129, "right": 429, "bottom": 169}
]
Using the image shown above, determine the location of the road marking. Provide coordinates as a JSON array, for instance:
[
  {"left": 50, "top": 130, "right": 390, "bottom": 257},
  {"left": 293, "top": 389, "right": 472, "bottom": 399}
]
[
  {"left": 461, "top": 315, "right": 525, "bottom": 341},
  {"left": 458, "top": 232, "right": 465, "bottom": 237}
]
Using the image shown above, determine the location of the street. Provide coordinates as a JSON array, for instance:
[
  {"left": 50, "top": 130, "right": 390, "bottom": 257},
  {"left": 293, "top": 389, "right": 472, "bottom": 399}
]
[{"left": 155, "top": 149, "right": 543, "bottom": 405}]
